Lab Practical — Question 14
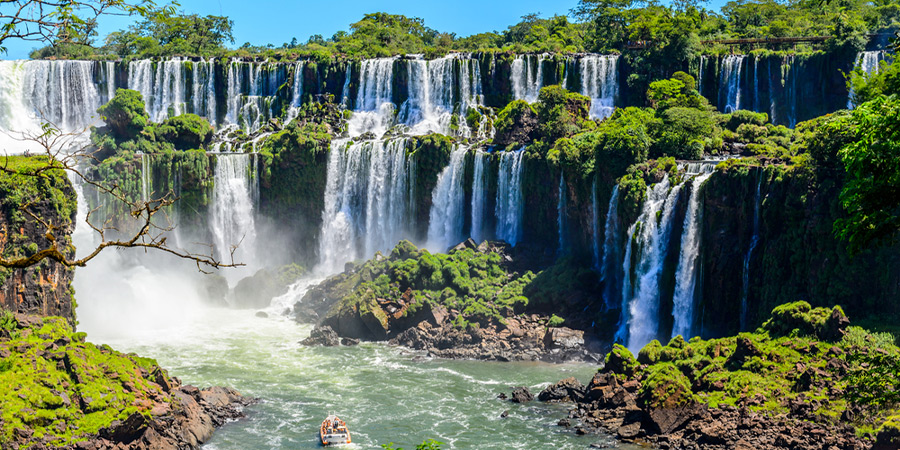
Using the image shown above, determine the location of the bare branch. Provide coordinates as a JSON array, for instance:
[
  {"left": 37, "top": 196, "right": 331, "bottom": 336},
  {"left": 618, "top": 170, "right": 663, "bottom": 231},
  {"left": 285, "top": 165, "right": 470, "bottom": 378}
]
[{"left": 0, "top": 122, "right": 243, "bottom": 271}]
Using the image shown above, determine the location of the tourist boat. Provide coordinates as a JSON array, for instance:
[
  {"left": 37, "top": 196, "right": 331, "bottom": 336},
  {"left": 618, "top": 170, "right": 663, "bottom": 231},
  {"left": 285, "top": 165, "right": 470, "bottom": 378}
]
[{"left": 320, "top": 414, "right": 352, "bottom": 446}]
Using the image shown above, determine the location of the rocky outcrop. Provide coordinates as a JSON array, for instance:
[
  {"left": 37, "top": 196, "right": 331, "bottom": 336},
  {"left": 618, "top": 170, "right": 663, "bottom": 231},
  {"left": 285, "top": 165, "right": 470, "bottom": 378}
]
[
  {"left": 294, "top": 240, "right": 601, "bottom": 362},
  {"left": 540, "top": 303, "right": 883, "bottom": 450},
  {"left": 0, "top": 314, "right": 254, "bottom": 450},
  {"left": 231, "top": 264, "right": 304, "bottom": 309},
  {"left": 0, "top": 157, "right": 77, "bottom": 324},
  {"left": 389, "top": 314, "right": 599, "bottom": 363},
  {"left": 301, "top": 325, "right": 340, "bottom": 346}
]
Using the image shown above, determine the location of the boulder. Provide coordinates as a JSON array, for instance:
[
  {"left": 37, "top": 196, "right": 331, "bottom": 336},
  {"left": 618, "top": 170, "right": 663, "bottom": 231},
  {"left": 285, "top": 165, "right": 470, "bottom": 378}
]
[
  {"left": 543, "top": 327, "right": 585, "bottom": 350},
  {"left": 232, "top": 264, "right": 304, "bottom": 309},
  {"left": 510, "top": 386, "right": 534, "bottom": 403},
  {"left": 301, "top": 326, "right": 341, "bottom": 347},
  {"left": 538, "top": 377, "right": 585, "bottom": 402}
]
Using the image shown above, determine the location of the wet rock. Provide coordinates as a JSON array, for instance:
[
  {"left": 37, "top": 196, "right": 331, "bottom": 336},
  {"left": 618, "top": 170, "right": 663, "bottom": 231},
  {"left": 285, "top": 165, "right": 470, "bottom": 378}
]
[
  {"left": 538, "top": 377, "right": 585, "bottom": 402},
  {"left": 255, "top": 311, "right": 269, "bottom": 318},
  {"left": 500, "top": 410, "right": 509, "bottom": 418},
  {"left": 510, "top": 386, "right": 534, "bottom": 403},
  {"left": 341, "top": 337, "right": 360, "bottom": 346},
  {"left": 301, "top": 326, "right": 341, "bottom": 347}
]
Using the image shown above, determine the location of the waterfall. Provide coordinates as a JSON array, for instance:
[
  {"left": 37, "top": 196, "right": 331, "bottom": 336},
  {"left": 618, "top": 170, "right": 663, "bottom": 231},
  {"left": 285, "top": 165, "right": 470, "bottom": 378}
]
[
  {"left": 557, "top": 172, "right": 567, "bottom": 254},
  {"left": 600, "top": 185, "right": 621, "bottom": 310},
  {"left": 698, "top": 55, "right": 705, "bottom": 96},
  {"left": 670, "top": 168, "right": 714, "bottom": 339},
  {"left": 752, "top": 56, "right": 760, "bottom": 113},
  {"left": 591, "top": 179, "right": 601, "bottom": 268},
  {"left": 210, "top": 153, "right": 257, "bottom": 276},
  {"left": 0, "top": 60, "right": 101, "bottom": 153},
  {"left": 426, "top": 145, "right": 469, "bottom": 251},
  {"left": 619, "top": 176, "right": 684, "bottom": 352},
  {"left": 348, "top": 58, "right": 396, "bottom": 138},
  {"left": 341, "top": 63, "right": 352, "bottom": 108},
  {"left": 191, "top": 58, "right": 217, "bottom": 127},
  {"left": 848, "top": 51, "right": 886, "bottom": 108},
  {"left": 140, "top": 153, "right": 151, "bottom": 202},
  {"left": 470, "top": 150, "right": 487, "bottom": 243},
  {"left": 579, "top": 55, "right": 618, "bottom": 119},
  {"left": 495, "top": 148, "right": 526, "bottom": 246},
  {"left": 318, "top": 138, "right": 410, "bottom": 274},
  {"left": 128, "top": 58, "right": 217, "bottom": 125},
  {"left": 399, "top": 55, "right": 482, "bottom": 137},
  {"left": 291, "top": 61, "right": 305, "bottom": 107},
  {"left": 720, "top": 55, "right": 745, "bottom": 113},
  {"left": 102, "top": 61, "right": 117, "bottom": 105},
  {"left": 740, "top": 170, "right": 763, "bottom": 331},
  {"left": 222, "top": 59, "right": 281, "bottom": 134},
  {"left": 511, "top": 54, "right": 545, "bottom": 103},
  {"left": 22, "top": 60, "right": 101, "bottom": 131}
]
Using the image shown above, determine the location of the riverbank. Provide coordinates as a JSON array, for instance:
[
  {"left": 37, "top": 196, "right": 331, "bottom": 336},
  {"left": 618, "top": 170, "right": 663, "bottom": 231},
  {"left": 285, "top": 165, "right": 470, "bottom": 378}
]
[
  {"left": 538, "top": 302, "right": 900, "bottom": 450},
  {"left": 0, "top": 313, "right": 252, "bottom": 449}
]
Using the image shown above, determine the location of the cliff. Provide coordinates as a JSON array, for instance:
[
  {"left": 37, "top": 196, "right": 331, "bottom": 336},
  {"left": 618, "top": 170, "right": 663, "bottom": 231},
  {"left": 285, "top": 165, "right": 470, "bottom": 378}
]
[{"left": 0, "top": 156, "right": 77, "bottom": 324}]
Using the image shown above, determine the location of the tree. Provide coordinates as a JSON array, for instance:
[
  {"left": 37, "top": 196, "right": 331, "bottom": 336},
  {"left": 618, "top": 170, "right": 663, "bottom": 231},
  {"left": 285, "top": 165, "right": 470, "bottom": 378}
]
[
  {"left": 833, "top": 94, "right": 900, "bottom": 254},
  {"left": 103, "top": 10, "right": 234, "bottom": 57},
  {"left": 0, "top": 0, "right": 167, "bottom": 53}
]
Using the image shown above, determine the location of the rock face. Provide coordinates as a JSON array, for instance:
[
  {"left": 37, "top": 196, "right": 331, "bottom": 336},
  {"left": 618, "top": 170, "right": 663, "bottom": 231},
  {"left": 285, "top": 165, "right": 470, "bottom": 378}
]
[
  {"left": 0, "top": 314, "right": 254, "bottom": 450},
  {"left": 0, "top": 157, "right": 77, "bottom": 324}
]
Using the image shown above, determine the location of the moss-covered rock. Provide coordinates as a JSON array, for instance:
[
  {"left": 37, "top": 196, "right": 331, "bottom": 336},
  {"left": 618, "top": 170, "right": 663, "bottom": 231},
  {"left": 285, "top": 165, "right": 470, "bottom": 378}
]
[
  {"left": 97, "top": 89, "right": 149, "bottom": 142},
  {"left": 155, "top": 113, "right": 214, "bottom": 150}
]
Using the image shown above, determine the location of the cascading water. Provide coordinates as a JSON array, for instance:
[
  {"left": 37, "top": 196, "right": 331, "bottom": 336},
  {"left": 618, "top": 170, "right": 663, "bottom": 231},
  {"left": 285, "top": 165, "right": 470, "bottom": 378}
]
[
  {"left": 426, "top": 145, "right": 469, "bottom": 251},
  {"left": 848, "top": 50, "right": 886, "bottom": 108},
  {"left": 495, "top": 148, "right": 526, "bottom": 246},
  {"left": 0, "top": 60, "right": 101, "bottom": 152},
  {"left": 579, "top": 55, "right": 618, "bottom": 119},
  {"left": 349, "top": 58, "right": 397, "bottom": 138},
  {"left": 719, "top": 55, "right": 745, "bottom": 113},
  {"left": 511, "top": 54, "right": 545, "bottom": 103},
  {"left": 318, "top": 139, "right": 410, "bottom": 274},
  {"left": 670, "top": 167, "right": 714, "bottom": 339},
  {"left": 470, "top": 150, "right": 487, "bottom": 243},
  {"left": 210, "top": 153, "right": 258, "bottom": 282},
  {"left": 399, "top": 55, "right": 482, "bottom": 137},
  {"left": 740, "top": 170, "right": 764, "bottom": 331},
  {"left": 128, "top": 58, "right": 217, "bottom": 125},
  {"left": 618, "top": 176, "right": 684, "bottom": 351},
  {"left": 557, "top": 172, "right": 568, "bottom": 254},
  {"left": 600, "top": 185, "right": 621, "bottom": 310}
]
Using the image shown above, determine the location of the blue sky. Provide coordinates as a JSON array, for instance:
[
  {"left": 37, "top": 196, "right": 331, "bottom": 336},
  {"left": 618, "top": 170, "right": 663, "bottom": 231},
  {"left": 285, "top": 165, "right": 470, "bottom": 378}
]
[{"left": 3, "top": 0, "right": 730, "bottom": 59}]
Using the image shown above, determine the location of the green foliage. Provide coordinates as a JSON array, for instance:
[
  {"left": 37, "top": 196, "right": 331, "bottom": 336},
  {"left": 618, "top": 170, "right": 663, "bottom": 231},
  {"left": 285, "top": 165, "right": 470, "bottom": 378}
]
[
  {"left": 494, "top": 100, "right": 537, "bottom": 147},
  {"left": 761, "top": 301, "right": 848, "bottom": 341},
  {"left": 721, "top": 110, "right": 769, "bottom": 131},
  {"left": 102, "top": 11, "right": 234, "bottom": 58},
  {"left": 155, "top": 114, "right": 213, "bottom": 150},
  {"left": 832, "top": 94, "right": 900, "bottom": 255},
  {"left": 534, "top": 85, "right": 594, "bottom": 143},
  {"left": 0, "top": 317, "right": 175, "bottom": 447},
  {"left": 97, "top": 89, "right": 149, "bottom": 142},
  {"left": 649, "top": 106, "right": 715, "bottom": 160},
  {"left": 381, "top": 439, "right": 445, "bottom": 450}
]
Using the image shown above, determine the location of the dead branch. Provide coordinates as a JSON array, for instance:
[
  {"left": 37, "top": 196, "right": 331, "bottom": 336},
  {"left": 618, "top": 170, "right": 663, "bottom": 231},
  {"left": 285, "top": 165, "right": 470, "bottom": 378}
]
[{"left": 0, "top": 122, "right": 243, "bottom": 271}]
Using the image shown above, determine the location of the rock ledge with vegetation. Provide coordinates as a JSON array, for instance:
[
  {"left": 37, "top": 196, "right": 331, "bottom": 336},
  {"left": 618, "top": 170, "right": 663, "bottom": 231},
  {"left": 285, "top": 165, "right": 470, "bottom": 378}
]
[
  {"left": 0, "top": 312, "right": 253, "bottom": 450},
  {"left": 540, "top": 302, "right": 900, "bottom": 450}
]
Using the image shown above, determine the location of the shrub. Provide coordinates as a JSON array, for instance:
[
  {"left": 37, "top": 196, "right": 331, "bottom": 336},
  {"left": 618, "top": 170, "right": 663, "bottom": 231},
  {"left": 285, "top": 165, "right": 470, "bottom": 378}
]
[
  {"left": 97, "top": 89, "right": 149, "bottom": 141},
  {"left": 155, "top": 114, "right": 214, "bottom": 150}
]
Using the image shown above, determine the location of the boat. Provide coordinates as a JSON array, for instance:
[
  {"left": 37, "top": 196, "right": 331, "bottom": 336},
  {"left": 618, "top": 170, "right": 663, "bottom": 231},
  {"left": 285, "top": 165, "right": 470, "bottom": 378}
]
[{"left": 320, "top": 414, "right": 352, "bottom": 446}]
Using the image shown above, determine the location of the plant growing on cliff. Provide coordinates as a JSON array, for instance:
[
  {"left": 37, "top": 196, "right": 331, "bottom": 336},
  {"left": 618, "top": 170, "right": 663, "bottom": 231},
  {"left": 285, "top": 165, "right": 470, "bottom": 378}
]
[{"left": 832, "top": 94, "right": 900, "bottom": 255}]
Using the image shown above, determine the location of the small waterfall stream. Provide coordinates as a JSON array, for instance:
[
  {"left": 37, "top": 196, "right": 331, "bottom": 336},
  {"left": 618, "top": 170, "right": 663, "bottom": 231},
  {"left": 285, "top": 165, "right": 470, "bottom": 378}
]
[
  {"left": 426, "top": 145, "right": 469, "bottom": 252},
  {"left": 470, "top": 150, "right": 487, "bottom": 243},
  {"left": 579, "top": 55, "right": 618, "bottom": 119},
  {"left": 210, "top": 153, "right": 258, "bottom": 280},
  {"left": 670, "top": 167, "right": 713, "bottom": 339},
  {"left": 720, "top": 55, "right": 745, "bottom": 113},
  {"left": 740, "top": 170, "right": 764, "bottom": 331},
  {"left": 495, "top": 149, "right": 526, "bottom": 246},
  {"left": 511, "top": 55, "right": 545, "bottom": 103}
]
